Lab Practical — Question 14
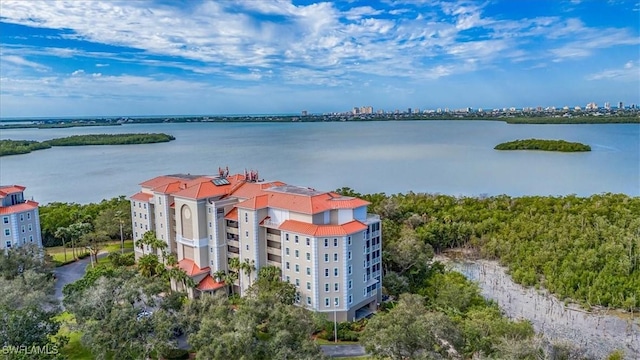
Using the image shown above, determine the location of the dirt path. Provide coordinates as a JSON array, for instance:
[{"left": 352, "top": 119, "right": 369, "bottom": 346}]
[{"left": 441, "top": 258, "right": 639, "bottom": 359}]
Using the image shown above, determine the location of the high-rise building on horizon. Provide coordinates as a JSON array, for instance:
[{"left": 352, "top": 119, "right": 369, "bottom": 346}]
[{"left": 131, "top": 171, "right": 382, "bottom": 321}]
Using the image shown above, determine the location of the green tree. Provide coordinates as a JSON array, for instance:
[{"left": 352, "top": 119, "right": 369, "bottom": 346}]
[{"left": 361, "top": 294, "right": 462, "bottom": 360}]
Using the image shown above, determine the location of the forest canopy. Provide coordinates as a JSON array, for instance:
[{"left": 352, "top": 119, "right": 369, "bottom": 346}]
[{"left": 337, "top": 188, "right": 640, "bottom": 310}]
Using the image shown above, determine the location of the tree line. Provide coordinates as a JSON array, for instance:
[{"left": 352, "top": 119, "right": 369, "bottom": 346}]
[
  {"left": 337, "top": 188, "right": 639, "bottom": 310},
  {"left": 0, "top": 133, "right": 175, "bottom": 156}
]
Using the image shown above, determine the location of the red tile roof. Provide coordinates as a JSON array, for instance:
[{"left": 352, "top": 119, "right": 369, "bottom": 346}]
[
  {"left": 130, "top": 192, "right": 153, "bottom": 202},
  {"left": 196, "top": 275, "right": 225, "bottom": 291},
  {"left": 0, "top": 185, "right": 26, "bottom": 197},
  {"left": 278, "top": 219, "right": 367, "bottom": 236},
  {"left": 224, "top": 207, "right": 238, "bottom": 221},
  {"left": 236, "top": 194, "right": 269, "bottom": 210},
  {"left": 230, "top": 181, "right": 285, "bottom": 199},
  {"left": 139, "top": 175, "right": 186, "bottom": 189},
  {"left": 0, "top": 200, "right": 38, "bottom": 215},
  {"left": 177, "top": 258, "right": 210, "bottom": 277}
]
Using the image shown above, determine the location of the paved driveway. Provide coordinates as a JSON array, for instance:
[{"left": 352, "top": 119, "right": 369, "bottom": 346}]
[
  {"left": 53, "top": 251, "right": 108, "bottom": 301},
  {"left": 320, "top": 345, "right": 367, "bottom": 358}
]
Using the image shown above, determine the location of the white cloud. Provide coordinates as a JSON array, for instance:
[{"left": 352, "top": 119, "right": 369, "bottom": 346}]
[
  {"left": 586, "top": 61, "right": 640, "bottom": 81},
  {"left": 1, "top": 55, "right": 49, "bottom": 72},
  {"left": 0, "top": 0, "right": 638, "bottom": 92}
]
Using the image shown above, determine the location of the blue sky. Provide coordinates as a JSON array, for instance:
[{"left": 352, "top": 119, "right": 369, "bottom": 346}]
[{"left": 1, "top": 0, "right": 639, "bottom": 117}]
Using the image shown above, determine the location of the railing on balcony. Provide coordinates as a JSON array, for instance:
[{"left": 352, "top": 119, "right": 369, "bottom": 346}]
[
  {"left": 263, "top": 219, "right": 281, "bottom": 228},
  {"left": 226, "top": 220, "right": 238, "bottom": 228},
  {"left": 228, "top": 245, "right": 240, "bottom": 254},
  {"left": 267, "top": 253, "right": 281, "bottom": 263},
  {"left": 267, "top": 240, "right": 281, "bottom": 249}
]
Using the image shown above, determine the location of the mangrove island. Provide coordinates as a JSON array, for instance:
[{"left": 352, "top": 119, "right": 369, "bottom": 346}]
[
  {"left": 0, "top": 133, "right": 175, "bottom": 157},
  {"left": 494, "top": 139, "right": 591, "bottom": 152}
]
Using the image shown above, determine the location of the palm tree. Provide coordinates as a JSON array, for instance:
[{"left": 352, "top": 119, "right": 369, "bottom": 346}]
[
  {"left": 224, "top": 271, "right": 238, "bottom": 296},
  {"left": 242, "top": 258, "right": 256, "bottom": 285},
  {"left": 54, "top": 227, "right": 70, "bottom": 262},
  {"left": 213, "top": 270, "right": 226, "bottom": 283},
  {"left": 137, "top": 254, "right": 159, "bottom": 277}
]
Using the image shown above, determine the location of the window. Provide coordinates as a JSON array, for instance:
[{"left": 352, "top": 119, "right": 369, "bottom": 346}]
[
  {"left": 245, "top": 213, "right": 248, "bottom": 223},
  {"left": 334, "top": 268, "right": 338, "bottom": 277},
  {"left": 245, "top": 231, "right": 249, "bottom": 237},
  {"left": 286, "top": 276, "right": 290, "bottom": 282},
  {"left": 144, "top": 204, "right": 146, "bottom": 209},
  {"left": 348, "top": 265, "right": 352, "bottom": 275},
  {"left": 2, "top": 217, "right": 7, "bottom": 224},
  {"left": 306, "top": 252, "right": 311, "bottom": 261},
  {"left": 294, "top": 235, "right": 299, "bottom": 243},
  {"left": 334, "top": 298, "right": 339, "bottom": 307},
  {"left": 349, "top": 295, "right": 353, "bottom": 304},
  {"left": 348, "top": 236, "right": 351, "bottom": 245},
  {"left": 348, "top": 280, "right": 352, "bottom": 289},
  {"left": 364, "top": 274, "right": 366, "bottom": 282},
  {"left": 29, "top": 235, "right": 33, "bottom": 242},
  {"left": 160, "top": 223, "right": 163, "bottom": 228},
  {"left": 295, "top": 264, "right": 300, "bottom": 273},
  {"left": 134, "top": 212, "right": 137, "bottom": 217},
  {"left": 209, "top": 222, "right": 212, "bottom": 228},
  {"left": 306, "top": 238, "right": 310, "bottom": 246},
  {"left": 324, "top": 239, "right": 328, "bottom": 247},
  {"left": 334, "top": 238, "right": 338, "bottom": 247},
  {"left": 295, "top": 278, "right": 300, "bottom": 287},
  {"left": 21, "top": 225, "right": 25, "bottom": 233},
  {"left": 306, "top": 267, "right": 311, "bottom": 275},
  {"left": 158, "top": 197, "right": 162, "bottom": 204},
  {"left": 211, "top": 260, "right": 214, "bottom": 265},
  {"left": 20, "top": 214, "right": 23, "bottom": 221},
  {"left": 285, "top": 234, "right": 289, "bottom": 241},
  {"left": 334, "top": 283, "right": 339, "bottom": 291},
  {"left": 325, "top": 298, "right": 330, "bottom": 307},
  {"left": 348, "top": 251, "right": 352, "bottom": 260},
  {"left": 334, "top": 253, "right": 338, "bottom": 262},
  {"left": 27, "top": 213, "right": 31, "bottom": 220},
  {"left": 4, "top": 229, "right": 10, "bottom": 236},
  {"left": 210, "top": 248, "right": 213, "bottom": 253},
  {"left": 138, "top": 202, "right": 141, "bottom": 208},
  {"left": 363, "top": 289, "right": 367, "bottom": 296},
  {"left": 208, "top": 208, "right": 212, "bottom": 214},
  {"left": 5, "top": 241, "right": 10, "bottom": 248},
  {"left": 307, "top": 297, "right": 312, "bottom": 305},
  {"left": 286, "top": 247, "right": 290, "bottom": 256},
  {"left": 246, "top": 245, "right": 249, "bottom": 250},
  {"left": 325, "top": 284, "right": 330, "bottom": 292},
  {"left": 295, "top": 249, "right": 300, "bottom": 258},
  {"left": 306, "top": 282, "right": 311, "bottom": 290},
  {"left": 324, "top": 254, "right": 329, "bottom": 262},
  {"left": 145, "top": 225, "right": 148, "bottom": 230},
  {"left": 286, "top": 262, "right": 290, "bottom": 270},
  {"left": 135, "top": 232, "right": 138, "bottom": 238},
  {"left": 324, "top": 269, "right": 329, "bottom": 277}
]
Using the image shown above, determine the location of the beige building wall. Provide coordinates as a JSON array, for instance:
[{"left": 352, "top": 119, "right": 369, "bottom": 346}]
[{"left": 1, "top": 208, "right": 41, "bottom": 250}]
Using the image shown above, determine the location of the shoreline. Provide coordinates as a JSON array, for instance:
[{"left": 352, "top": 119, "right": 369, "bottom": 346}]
[{"left": 437, "top": 255, "right": 639, "bottom": 359}]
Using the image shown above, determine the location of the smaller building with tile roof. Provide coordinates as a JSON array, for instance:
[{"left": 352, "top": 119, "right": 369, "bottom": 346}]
[
  {"left": 0, "top": 185, "right": 42, "bottom": 251},
  {"left": 131, "top": 170, "right": 381, "bottom": 321}
]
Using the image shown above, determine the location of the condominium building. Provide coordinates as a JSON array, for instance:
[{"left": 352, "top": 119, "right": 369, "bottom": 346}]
[
  {"left": 0, "top": 185, "right": 42, "bottom": 251},
  {"left": 131, "top": 170, "right": 382, "bottom": 321}
]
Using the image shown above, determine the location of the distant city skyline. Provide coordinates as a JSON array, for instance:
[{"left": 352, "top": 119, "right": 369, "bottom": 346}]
[{"left": 1, "top": 0, "right": 639, "bottom": 118}]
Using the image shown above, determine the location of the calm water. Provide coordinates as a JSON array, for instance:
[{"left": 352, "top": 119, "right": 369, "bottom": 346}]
[{"left": 0, "top": 121, "right": 638, "bottom": 204}]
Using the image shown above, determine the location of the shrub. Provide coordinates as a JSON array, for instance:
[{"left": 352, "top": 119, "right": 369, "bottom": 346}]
[{"left": 162, "top": 348, "right": 190, "bottom": 360}]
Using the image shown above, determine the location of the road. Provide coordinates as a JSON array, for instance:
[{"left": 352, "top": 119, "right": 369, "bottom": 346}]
[
  {"left": 53, "top": 251, "right": 108, "bottom": 301},
  {"left": 320, "top": 345, "right": 367, "bottom": 358}
]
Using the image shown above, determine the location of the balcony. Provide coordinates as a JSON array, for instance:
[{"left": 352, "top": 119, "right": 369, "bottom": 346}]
[
  {"left": 262, "top": 219, "right": 281, "bottom": 229},
  {"left": 267, "top": 240, "right": 281, "bottom": 249},
  {"left": 226, "top": 220, "right": 238, "bottom": 228},
  {"left": 228, "top": 245, "right": 240, "bottom": 254},
  {"left": 227, "top": 239, "right": 239, "bottom": 248},
  {"left": 267, "top": 253, "right": 281, "bottom": 263},
  {"left": 266, "top": 232, "right": 281, "bottom": 241},
  {"left": 226, "top": 227, "right": 239, "bottom": 235}
]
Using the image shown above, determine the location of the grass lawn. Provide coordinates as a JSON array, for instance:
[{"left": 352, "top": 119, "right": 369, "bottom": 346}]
[
  {"left": 46, "top": 246, "right": 88, "bottom": 264},
  {"left": 54, "top": 312, "right": 93, "bottom": 360},
  {"left": 46, "top": 240, "right": 133, "bottom": 265},
  {"left": 103, "top": 239, "right": 134, "bottom": 253}
]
